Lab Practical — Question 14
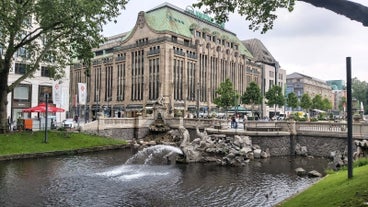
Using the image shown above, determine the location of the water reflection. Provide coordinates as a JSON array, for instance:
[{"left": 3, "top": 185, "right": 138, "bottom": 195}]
[{"left": 0, "top": 149, "right": 329, "bottom": 207}]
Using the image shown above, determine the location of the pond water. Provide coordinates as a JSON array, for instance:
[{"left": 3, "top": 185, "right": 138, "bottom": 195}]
[{"left": 0, "top": 147, "right": 329, "bottom": 207}]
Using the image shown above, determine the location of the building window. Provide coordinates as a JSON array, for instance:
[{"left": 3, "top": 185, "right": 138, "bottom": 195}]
[
  {"left": 94, "top": 67, "right": 101, "bottom": 102},
  {"left": 131, "top": 50, "right": 144, "bottom": 101},
  {"left": 269, "top": 70, "right": 274, "bottom": 78},
  {"left": 149, "top": 58, "right": 160, "bottom": 100},
  {"left": 39, "top": 85, "right": 53, "bottom": 103},
  {"left": 16, "top": 47, "right": 27, "bottom": 58},
  {"left": 187, "top": 61, "right": 196, "bottom": 101},
  {"left": 14, "top": 63, "right": 28, "bottom": 74},
  {"left": 13, "top": 85, "right": 30, "bottom": 101},
  {"left": 117, "top": 63, "right": 126, "bottom": 101},
  {"left": 41, "top": 66, "right": 51, "bottom": 77},
  {"left": 105, "top": 65, "right": 113, "bottom": 102},
  {"left": 184, "top": 39, "right": 190, "bottom": 46},
  {"left": 173, "top": 58, "right": 183, "bottom": 101},
  {"left": 172, "top": 35, "right": 177, "bottom": 42},
  {"left": 199, "top": 54, "right": 207, "bottom": 102}
]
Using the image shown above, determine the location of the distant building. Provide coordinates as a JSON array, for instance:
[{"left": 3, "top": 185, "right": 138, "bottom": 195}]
[
  {"left": 243, "top": 38, "right": 286, "bottom": 118},
  {"left": 286, "top": 72, "right": 333, "bottom": 111},
  {"left": 326, "top": 80, "right": 345, "bottom": 91}
]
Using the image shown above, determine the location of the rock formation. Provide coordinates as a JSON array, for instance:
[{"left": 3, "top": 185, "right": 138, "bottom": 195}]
[{"left": 176, "top": 126, "right": 270, "bottom": 166}]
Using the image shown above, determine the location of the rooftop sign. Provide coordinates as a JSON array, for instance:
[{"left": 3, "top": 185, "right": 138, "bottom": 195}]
[{"left": 185, "top": 6, "right": 225, "bottom": 29}]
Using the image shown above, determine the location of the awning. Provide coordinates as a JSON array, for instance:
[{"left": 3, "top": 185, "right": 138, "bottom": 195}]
[
  {"left": 145, "top": 104, "right": 154, "bottom": 110},
  {"left": 227, "top": 106, "right": 249, "bottom": 112},
  {"left": 92, "top": 104, "right": 101, "bottom": 110},
  {"left": 126, "top": 104, "right": 143, "bottom": 111},
  {"left": 113, "top": 105, "right": 125, "bottom": 110}
]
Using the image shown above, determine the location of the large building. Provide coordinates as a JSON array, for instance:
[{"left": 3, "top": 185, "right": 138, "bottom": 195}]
[
  {"left": 286, "top": 72, "right": 333, "bottom": 111},
  {"left": 243, "top": 38, "right": 286, "bottom": 118},
  {"left": 70, "top": 3, "right": 284, "bottom": 119}
]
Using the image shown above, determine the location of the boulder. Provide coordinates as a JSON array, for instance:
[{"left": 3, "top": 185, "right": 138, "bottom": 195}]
[
  {"left": 295, "top": 167, "right": 307, "bottom": 176},
  {"left": 254, "top": 149, "right": 262, "bottom": 159},
  {"left": 308, "top": 170, "right": 322, "bottom": 177}
]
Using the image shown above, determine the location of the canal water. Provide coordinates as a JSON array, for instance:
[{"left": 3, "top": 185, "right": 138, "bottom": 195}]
[{"left": 0, "top": 148, "right": 329, "bottom": 207}]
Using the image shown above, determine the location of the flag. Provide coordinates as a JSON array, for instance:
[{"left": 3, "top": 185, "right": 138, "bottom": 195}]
[
  {"left": 78, "top": 83, "right": 87, "bottom": 105},
  {"left": 53, "top": 82, "right": 62, "bottom": 105}
]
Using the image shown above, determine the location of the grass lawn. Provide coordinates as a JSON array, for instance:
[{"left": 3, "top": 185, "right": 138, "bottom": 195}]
[
  {"left": 0, "top": 130, "right": 128, "bottom": 156},
  {"left": 278, "top": 161, "right": 368, "bottom": 207}
]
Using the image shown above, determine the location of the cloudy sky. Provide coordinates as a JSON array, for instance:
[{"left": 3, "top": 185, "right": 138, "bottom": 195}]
[{"left": 102, "top": 0, "right": 368, "bottom": 82}]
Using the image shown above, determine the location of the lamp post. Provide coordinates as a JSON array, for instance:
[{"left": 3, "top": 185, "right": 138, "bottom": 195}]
[{"left": 44, "top": 94, "right": 49, "bottom": 143}]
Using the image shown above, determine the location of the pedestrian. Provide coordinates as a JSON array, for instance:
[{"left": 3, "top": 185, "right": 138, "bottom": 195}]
[
  {"left": 7, "top": 116, "right": 12, "bottom": 131},
  {"left": 231, "top": 116, "right": 236, "bottom": 128}
]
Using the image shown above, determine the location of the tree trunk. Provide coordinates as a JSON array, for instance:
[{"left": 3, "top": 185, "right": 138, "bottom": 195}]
[
  {"left": 0, "top": 57, "right": 11, "bottom": 133},
  {"left": 0, "top": 71, "right": 9, "bottom": 133},
  {"left": 299, "top": 0, "right": 368, "bottom": 26}
]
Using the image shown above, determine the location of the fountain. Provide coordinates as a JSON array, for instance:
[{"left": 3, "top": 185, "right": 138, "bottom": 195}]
[{"left": 125, "top": 145, "right": 183, "bottom": 165}]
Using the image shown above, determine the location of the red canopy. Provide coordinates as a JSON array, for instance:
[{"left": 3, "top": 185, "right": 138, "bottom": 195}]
[{"left": 22, "top": 103, "right": 65, "bottom": 113}]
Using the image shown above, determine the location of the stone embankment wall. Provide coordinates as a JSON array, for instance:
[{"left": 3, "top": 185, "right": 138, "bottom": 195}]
[
  {"left": 295, "top": 135, "right": 351, "bottom": 157},
  {"left": 82, "top": 118, "right": 367, "bottom": 157}
]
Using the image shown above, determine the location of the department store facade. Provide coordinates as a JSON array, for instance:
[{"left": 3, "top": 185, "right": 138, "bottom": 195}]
[{"left": 71, "top": 3, "right": 273, "bottom": 119}]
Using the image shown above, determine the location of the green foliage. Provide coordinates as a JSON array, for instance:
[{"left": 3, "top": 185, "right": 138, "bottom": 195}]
[
  {"left": 311, "top": 94, "right": 323, "bottom": 110},
  {"left": 286, "top": 92, "right": 298, "bottom": 110},
  {"left": 338, "top": 96, "right": 347, "bottom": 111},
  {"left": 352, "top": 78, "right": 368, "bottom": 114},
  {"left": 300, "top": 93, "right": 312, "bottom": 112},
  {"left": 0, "top": 0, "right": 128, "bottom": 133},
  {"left": 279, "top": 165, "right": 368, "bottom": 207},
  {"left": 0, "top": 131, "right": 127, "bottom": 156},
  {"left": 193, "top": 0, "right": 295, "bottom": 33},
  {"left": 265, "top": 85, "right": 285, "bottom": 107},
  {"left": 1, "top": 0, "right": 128, "bottom": 84},
  {"left": 354, "top": 157, "right": 368, "bottom": 167},
  {"left": 241, "top": 81, "right": 262, "bottom": 106},
  {"left": 214, "top": 78, "right": 238, "bottom": 110},
  {"left": 322, "top": 98, "right": 332, "bottom": 111}
]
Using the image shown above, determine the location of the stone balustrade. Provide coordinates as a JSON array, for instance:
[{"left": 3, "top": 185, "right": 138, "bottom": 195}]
[{"left": 81, "top": 117, "right": 368, "bottom": 140}]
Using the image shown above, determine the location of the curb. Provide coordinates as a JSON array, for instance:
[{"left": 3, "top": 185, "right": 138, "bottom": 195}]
[{"left": 0, "top": 144, "right": 129, "bottom": 161}]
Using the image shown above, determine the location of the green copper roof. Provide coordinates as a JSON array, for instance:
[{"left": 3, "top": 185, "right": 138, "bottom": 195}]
[{"left": 145, "top": 5, "right": 253, "bottom": 58}]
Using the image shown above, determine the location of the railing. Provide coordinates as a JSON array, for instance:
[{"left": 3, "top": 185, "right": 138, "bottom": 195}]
[{"left": 81, "top": 117, "right": 368, "bottom": 139}]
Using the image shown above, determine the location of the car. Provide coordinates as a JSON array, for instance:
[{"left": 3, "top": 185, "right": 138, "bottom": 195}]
[{"left": 63, "top": 118, "right": 76, "bottom": 128}]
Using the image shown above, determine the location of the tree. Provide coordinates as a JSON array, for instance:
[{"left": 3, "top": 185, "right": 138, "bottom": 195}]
[
  {"left": 286, "top": 92, "right": 299, "bottom": 110},
  {"left": 338, "top": 96, "right": 347, "bottom": 111},
  {"left": 0, "top": 0, "right": 128, "bottom": 133},
  {"left": 322, "top": 98, "right": 332, "bottom": 111},
  {"left": 214, "top": 78, "right": 238, "bottom": 117},
  {"left": 241, "top": 81, "right": 262, "bottom": 117},
  {"left": 193, "top": 0, "right": 368, "bottom": 33},
  {"left": 311, "top": 94, "right": 323, "bottom": 110},
  {"left": 300, "top": 93, "right": 312, "bottom": 112},
  {"left": 352, "top": 77, "right": 368, "bottom": 113},
  {"left": 265, "top": 85, "right": 285, "bottom": 118}
]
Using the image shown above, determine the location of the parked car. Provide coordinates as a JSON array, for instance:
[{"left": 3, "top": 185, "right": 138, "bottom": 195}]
[{"left": 63, "top": 118, "right": 76, "bottom": 128}]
